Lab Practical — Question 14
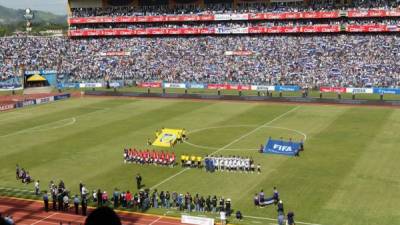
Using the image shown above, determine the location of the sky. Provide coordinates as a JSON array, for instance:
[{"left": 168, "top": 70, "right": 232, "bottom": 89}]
[{"left": 0, "top": 0, "right": 67, "bottom": 15}]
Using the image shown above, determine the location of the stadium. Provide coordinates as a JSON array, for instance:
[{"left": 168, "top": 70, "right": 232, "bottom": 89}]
[{"left": 0, "top": 0, "right": 399, "bottom": 225}]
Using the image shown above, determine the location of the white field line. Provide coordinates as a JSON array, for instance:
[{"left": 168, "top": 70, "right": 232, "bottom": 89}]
[
  {"left": 150, "top": 168, "right": 191, "bottom": 189},
  {"left": 148, "top": 217, "right": 162, "bottom": 225},
  {"left": 210, "top": 106, "right": 300, "bottom": 156},
  {"left": 184, "top": 125, "right": 307, "bottom": 151},
  {"left": 0, "top": 112, "right": 32, "bottom": 122},
  {"left": 151, "top": 106, "right": 300, "bottom": 189},
  {"left": 0, "top": 117, "right": 76, "bottom": 138},
  {"left": 0, "top": 106, "right": 110, "bottom": 138},
  {"left": 0, "top": 187, "right": 33, "bottom": 193},
  {"left": 30, "top": 212, "right": 58, "bottom": 225},
  {"left": 244, "top": 215, "right": 323, "bottom": 225}
]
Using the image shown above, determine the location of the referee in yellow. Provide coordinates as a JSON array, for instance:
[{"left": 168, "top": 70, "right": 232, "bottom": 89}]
[{"left": 196, "top": 156, "right": 202, "bottom": 168}]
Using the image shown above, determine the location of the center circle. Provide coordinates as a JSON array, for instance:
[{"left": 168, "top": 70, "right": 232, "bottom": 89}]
[{"left": 184, "top": 125, "right": 307, "bottom": 151}]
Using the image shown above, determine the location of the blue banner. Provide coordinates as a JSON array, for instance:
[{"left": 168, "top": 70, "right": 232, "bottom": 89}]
[
  {"left": 0, "top": 77, "right": 23, "bottom": 91},
  {"left": 25, "top": 70, "right": 57, "bottom": 75},
  {"left": 22, "top": 99, "right": 36, "bottom": 107},
  {"left": 58, "top": 83, "right": 80, "bottom": 89},
  {"left": 186, "top": 83, "right": 206, "bottom": 89},
  {"left": 54, "top": 94, "right": 71, "bottom": 101},
  {"left": 264, "top": 138, "right": 301, "bottom": 156},
  {"left": 274, "top": 86, "right": 301, "bottom": 92},
  {"left": 373, "top": 88, "right": 400, "bottom": 95}
]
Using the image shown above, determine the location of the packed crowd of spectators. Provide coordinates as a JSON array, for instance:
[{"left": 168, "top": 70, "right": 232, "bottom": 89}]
[
  {"left": 0, "top": 34, "right": 399, "bottom": 88},
  {"left": 70, "top": 0, "right": 400, "bottom": 18},
  {"left": 70, "top": 18, "right": 400, "bottom": 30}
]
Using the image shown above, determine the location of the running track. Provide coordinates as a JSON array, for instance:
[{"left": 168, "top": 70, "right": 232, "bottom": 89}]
[{"left": 0, "top": 197, "right": 185, "bottom": 225}]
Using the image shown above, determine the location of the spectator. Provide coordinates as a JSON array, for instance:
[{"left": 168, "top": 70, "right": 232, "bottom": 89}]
[
  {"left": 84, "top": 206, "right": 122, "bottom": 225},
  {"left": 43, "top": 191, "right": 49, "bottom": 212},
  {"left": 35, "top": 180, "right": 40, "bottom": 195},
  {"left": 278, "top": 212, "right": 285, "bottom": 225},
  {"left": 1, "top": 35, "right": 399, "bottom": 88},
  {"left": 287, "top": 211, "right": 296, "bottom": 225},
  {"left": 74, "top": 195, "right": 80, "bottom": 214}
]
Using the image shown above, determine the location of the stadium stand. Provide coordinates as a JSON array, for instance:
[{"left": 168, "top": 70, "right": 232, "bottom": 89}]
[
  {"left": 0, "top": 0, "right": 399, "bottom": 88},
  {"left": 1, "top": 35, "right": 399, "bottom": 87}
]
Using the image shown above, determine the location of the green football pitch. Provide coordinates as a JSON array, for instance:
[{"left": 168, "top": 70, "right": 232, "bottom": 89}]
[{"left": 0, "top": 97, "right": 399, "bottom": 225}]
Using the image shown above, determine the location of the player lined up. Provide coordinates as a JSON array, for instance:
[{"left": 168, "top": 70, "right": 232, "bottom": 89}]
[
  {"left": 123, "top": 149, "right": 176, "bottom": 166},
  {"left": 204, "top": 156, "right": 261, "bottom": 173},
  {"left": 180, "top": 154, "right": 202, "bottom": 168}
]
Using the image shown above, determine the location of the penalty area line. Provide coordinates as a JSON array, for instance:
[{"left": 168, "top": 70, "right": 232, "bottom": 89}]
[{"left": 150, "top": 106, "right": 300, "bottom": 189}]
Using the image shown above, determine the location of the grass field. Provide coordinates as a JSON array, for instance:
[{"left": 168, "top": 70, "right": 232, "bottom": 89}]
[
  {"left": 91, "top": 87, "right": 400, "bottom": 101},
  {"left": 1, "top": 86, "right": 400, "bottom": 101},
  {"left": 0, "top": 96, "right": 399, "bottom": 225}
]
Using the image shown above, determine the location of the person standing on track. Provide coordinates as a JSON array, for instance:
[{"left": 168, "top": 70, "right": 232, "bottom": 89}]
[
  {"left": 43, "top": 191, "right": 49, "bottom": 212},
  {"left": 97, "top": 189, "right": 102, "bottom": 207},
  {"left": 82, "top": 197, "right": 87, "bottom": 216},
  {"left": 136, "top": 173, "right": 142, "bottom": 190},
  {"left": 74, "top": 195, "right": 80, "bottom": 215},
  {"left": 52, "top": 188, "right": 57, "bottom": 211}
]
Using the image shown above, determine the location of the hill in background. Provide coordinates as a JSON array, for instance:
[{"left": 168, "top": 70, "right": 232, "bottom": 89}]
[{"left": 0, "top": 5, "right": 66, "bottom": 25}]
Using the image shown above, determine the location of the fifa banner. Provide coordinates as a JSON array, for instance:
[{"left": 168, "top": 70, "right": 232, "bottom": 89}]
[
  {"left": 345, "top": 88, "right": 373, "bottom": 94},
  {"left": 275, "top": 86, "right": 301, "bottom": 92},
  {"left": 320, "top": 87, "right": 346, "bottom": 93},
  {"left": 251, "top": 85, "right": 275, "bottom": 91},
  {"left": 163, "top": 83, "right": 186, "bottom": 89},
  {"left": 264, "top": 138, "right": 301, "bottom": 156},
  {"left": 373, "top": 88, "right": 400, "bottom": 95}
]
